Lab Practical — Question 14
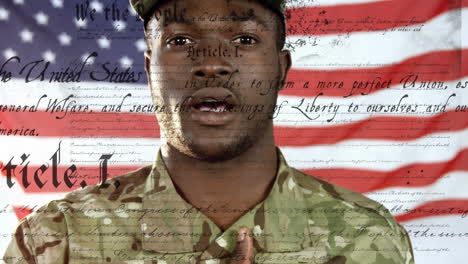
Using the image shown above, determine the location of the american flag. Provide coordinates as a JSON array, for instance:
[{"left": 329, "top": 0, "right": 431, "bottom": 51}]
[{"left": 0, "top": 0, "right": 467, "bottom": 262}]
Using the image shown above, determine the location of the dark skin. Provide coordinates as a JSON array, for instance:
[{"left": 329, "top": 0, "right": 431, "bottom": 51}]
[{"left": 144, "top": 0, "right": 291, "bottom": 262}]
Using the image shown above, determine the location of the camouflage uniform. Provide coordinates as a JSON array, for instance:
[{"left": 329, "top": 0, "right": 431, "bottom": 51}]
[{"left": 3, "top": 149, "right": 415, "bottom": 263}]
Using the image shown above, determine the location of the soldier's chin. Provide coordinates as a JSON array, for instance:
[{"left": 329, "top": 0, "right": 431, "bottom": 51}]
[{"left": 187, "top": 136, "right": 253, "bottom": 162}]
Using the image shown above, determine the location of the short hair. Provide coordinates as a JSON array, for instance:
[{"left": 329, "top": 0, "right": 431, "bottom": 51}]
[{"left": 143, "top": 0, "right": 286, "bottom": 50}]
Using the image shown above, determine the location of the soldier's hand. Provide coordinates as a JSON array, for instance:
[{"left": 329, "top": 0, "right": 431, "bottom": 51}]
[{"left": 229, "top": 227, "right": 254, "bottom": 264}]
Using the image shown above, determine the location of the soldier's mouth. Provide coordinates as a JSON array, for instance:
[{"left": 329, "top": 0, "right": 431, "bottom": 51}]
[
  {"left": 191, "top": 100, "right": 235, "bottom": 113},
  {"left": 187, "top": 87, "right": 239, "bottom": 126}
]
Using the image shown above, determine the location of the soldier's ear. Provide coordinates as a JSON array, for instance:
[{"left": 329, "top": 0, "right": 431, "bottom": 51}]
[
  {"left": 144, "top": 50, "right": 153, "bottom": 88},
  {"left": 278, "top": 49, "right": 291, "bottom": 91},
  {"left": 145, "top": 50, "right": 159, "bottom": 106},
  {"left": 144, "top": 50, "right": 151, "bottom": 78}
]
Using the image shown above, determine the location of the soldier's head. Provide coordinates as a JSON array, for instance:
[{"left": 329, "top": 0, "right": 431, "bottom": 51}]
[{"left": 132, "top": 0, "right": 291, "bottom": 161}]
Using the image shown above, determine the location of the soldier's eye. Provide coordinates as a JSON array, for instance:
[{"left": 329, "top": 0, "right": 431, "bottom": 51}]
[
  {"left": 167, "top": 36, "right": 194, "bottom": 46},
  {"left": 232, "top": 35, "right": 258, "bottom": 45}
]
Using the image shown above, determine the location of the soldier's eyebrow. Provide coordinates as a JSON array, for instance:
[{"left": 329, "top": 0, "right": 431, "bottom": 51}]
[
  {"left": 158, "top": 14, "right": 273, "bottom": 34},
  {"left": 175, "top": 12, "right": 270, "bottom": 25}
]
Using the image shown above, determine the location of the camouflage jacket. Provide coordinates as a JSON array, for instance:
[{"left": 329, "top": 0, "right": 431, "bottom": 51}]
[{"left": 3, "top": 148, "right": 415, "bottom": 264}]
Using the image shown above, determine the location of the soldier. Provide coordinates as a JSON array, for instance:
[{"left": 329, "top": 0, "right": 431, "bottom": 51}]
[{"left": 3, "top": 0, "right": 415, "bottom": 263}]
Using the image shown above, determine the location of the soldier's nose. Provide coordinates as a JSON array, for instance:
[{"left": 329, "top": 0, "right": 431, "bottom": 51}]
[{"left": 192, "top": 63, "right": 234, "bottom": 78}]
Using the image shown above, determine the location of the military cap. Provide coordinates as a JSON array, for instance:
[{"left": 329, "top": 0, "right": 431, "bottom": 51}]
[{"left": 130, "top": 0, "right": 286, "bottom": 21}]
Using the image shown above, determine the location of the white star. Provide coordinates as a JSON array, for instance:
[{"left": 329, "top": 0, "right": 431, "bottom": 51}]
[
  {"left": 81, "top": 53, "right": 95, "bottom": 64},
  {"left": 128, "top": 4, "right": 137, "bottom": 16},
  {"left": 135, "top": 38, "right": 147, "bottom": 52},
  {"left": 113, "top": 21, "right": 126, "bottom": 31},
  {"left": 97, "top": 36, "right": 111, "bottom": 49},
  {"left": 35, "top": 11, "right": 48, "bottom": 25},
  {"left": 119, "top": 56, "right": 133, "bottom": 68},
  {"left": 90, "top": 1, "right": 103, "bottom": 13},
  {"left": 0, "top": 7, "right": 9, "bottom": 21},
  {"left": 13, "top": 0, "right": 24, "bottom": 5},
  {"left": 58, "top": 32, "right": 71, "bottom": 45},
  {"left": 19, "top": 29, "right": 34, "bottom": 43},
  {"left": 3, "top": 48, "right": 17, "bottom": 59},
  {"left": 43, "top": 50, "right": 56, "bottom": 63},
  {"left": 50, "top": 0, "right": 63, "bottom": 8},
  {"left": 74, "top": 19, "right": 87, "bottom": 28}
]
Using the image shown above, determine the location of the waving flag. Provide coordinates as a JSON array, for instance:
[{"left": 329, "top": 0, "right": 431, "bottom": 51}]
[{"left": 0, "top": 0, "right": 466, "bottom": 262}]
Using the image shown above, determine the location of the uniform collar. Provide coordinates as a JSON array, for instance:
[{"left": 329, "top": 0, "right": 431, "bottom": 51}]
[{"left": 140, "top": 147, "right": 309, "bottom": 259}]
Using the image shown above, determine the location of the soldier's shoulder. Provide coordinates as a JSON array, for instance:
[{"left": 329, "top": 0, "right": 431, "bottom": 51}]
[
  {"left": 290, "top": 168, "right": 414, "bottom": 262},
  {"left": 290, "top": 167, "right": 398, "bottom": 226},
  {"left": 27, "top": 165, "right": 152, "bottom": 223},
  {"left": 61, "top": 165, "right": 152, "bottom": 204}
]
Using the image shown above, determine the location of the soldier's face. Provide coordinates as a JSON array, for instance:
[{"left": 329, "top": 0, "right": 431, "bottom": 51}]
[{"left": 145, "top": 0, "right": 291, "bottom": 161}]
